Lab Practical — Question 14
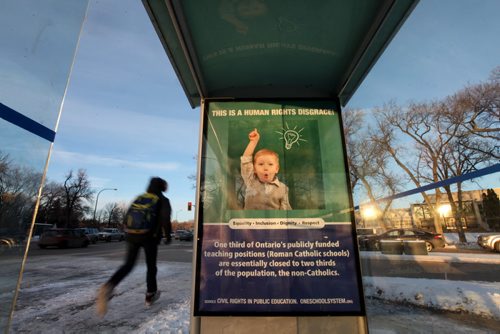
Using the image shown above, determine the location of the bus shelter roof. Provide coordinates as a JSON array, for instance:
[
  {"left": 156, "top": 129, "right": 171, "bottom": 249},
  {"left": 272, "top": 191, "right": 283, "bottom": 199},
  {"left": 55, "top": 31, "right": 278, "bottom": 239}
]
[{"left": 143, "top": 0, "right": 418, "bottom": 108}]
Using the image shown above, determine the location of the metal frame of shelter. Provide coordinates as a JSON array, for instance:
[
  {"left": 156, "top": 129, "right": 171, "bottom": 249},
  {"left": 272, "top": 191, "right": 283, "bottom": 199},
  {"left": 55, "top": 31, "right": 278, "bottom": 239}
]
[
  {"left": 143, "top": 0, "right": 418, "bottom": 108},
  {"left": 142, "top": 1, "right": 419, "bottom": 333}
]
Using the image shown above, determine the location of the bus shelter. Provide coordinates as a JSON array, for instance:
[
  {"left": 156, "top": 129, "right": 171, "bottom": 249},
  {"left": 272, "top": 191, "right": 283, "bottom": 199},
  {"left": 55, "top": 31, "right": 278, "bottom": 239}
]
[{"left": 142, "top": 1, "right": 418, "bottom": 333}]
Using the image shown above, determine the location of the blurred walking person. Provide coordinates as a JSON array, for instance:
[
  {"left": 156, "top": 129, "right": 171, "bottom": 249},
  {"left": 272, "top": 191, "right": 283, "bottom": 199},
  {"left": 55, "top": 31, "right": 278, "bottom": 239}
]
[{"left": 96, "top": 177, "right": 172, "bottom": 317}]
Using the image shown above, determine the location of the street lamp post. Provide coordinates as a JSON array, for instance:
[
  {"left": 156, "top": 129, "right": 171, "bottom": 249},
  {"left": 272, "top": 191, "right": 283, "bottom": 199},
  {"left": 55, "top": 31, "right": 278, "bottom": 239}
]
[{"left": 93, "top": 188, "right": 117, "bottom": 224}]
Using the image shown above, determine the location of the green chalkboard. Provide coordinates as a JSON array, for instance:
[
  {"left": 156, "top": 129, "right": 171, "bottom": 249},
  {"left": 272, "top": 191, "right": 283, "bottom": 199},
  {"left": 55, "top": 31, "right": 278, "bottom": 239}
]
[{"left": 201, "top": 100, "right": 350, "bottom": 222}]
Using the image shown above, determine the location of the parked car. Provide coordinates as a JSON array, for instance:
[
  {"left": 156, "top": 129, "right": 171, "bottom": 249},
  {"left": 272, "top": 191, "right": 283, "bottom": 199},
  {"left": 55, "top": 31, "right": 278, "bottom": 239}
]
[
  {"left": 0, "top": 233, "right": 25, "bottom": 248},
  {"left": 98, "top": 228, "right": 125, "bottom": 242},
  {"left": 177, "top": 230, "right": 194, "bottom": 241},
  {"left": 358, "top": 228, "right": 446, "bottom": 252},
  {"left": 1, "top": 236, "right": 20, "bottom": 248},
  {"left": 356, "top": 228, "right": 380, "bottom": 249},
  {"left": 356, "top": 228, "right": 379, "bottom": 236},
  {"left": 174, "top": 230, "right": 188, "bottom": 240},
  {"left": 477, "top": 233, "right": 500, "bottom": 252},
  {"left": 38, "top": 229, "right": 90, "bottom": 249},
  {"left": 77, "top": 227, "right": 99, "bottom": 244}
]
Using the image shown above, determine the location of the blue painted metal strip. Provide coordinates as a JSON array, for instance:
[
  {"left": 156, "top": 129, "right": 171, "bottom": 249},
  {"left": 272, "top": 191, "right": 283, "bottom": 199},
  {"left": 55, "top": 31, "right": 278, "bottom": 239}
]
[
  {"left": 354, "top": 163, "right": 500, "bottom": 210},
  {"left": 0, "top": 103, "right": 56, "bottom": 142}
]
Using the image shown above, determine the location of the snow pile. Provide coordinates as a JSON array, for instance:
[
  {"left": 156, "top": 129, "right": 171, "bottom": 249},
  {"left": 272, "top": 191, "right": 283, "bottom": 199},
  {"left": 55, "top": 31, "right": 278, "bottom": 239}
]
[{"left": 363, "top": 277, "right": 500, "bottom": 319}]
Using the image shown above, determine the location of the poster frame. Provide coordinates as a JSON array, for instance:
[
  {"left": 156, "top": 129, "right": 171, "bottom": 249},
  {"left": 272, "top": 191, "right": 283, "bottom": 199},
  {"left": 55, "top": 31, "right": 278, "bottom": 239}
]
[{"left": 192, "top": 97, "right": 366, "bottom": 317}]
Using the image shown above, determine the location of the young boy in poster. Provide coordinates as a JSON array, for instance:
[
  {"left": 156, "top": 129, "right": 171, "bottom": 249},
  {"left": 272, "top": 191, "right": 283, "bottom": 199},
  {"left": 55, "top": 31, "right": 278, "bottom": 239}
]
[{"left": 241, "top": 128, "right": 292, "bottom": 210}]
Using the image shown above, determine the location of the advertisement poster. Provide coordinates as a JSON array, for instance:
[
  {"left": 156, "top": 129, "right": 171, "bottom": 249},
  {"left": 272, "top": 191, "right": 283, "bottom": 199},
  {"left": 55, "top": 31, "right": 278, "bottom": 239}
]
[{"left": 194, "top": 100, "right": 365, "bottom": 316}]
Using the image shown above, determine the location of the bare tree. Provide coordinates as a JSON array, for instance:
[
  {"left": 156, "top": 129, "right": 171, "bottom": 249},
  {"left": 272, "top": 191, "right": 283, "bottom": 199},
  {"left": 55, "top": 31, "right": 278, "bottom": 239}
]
[
  {"left": 0, "top": 152, "right": 42, "bottom": 233},
  {"left": 445, "top": 70, "right": 500, "bottom": 158},
  {"left": 103, "top": 202, "right": 125, "bottom": 227},
  {"left": 436, "top": 135, "right": 492, "bottom": 242},
  {"left": 343, "top": 109, "right": 402, "bottom": 227},
  {"left": 0, "top": 153, "right": 13, "bottom": 218},
  {"left": 447, "top": 66, "right": 500, "bottom": 145},
  {"left": 62, "top": 169, "right": 94, "bottom": 227},
  {"left": 433, "top": 79, "right": 500, "bottom": 241},
  {"left": 37, "top": 181, "right": 64, "bottom": 226},
  {"left": 371, "top": 69, "right": 499, "bottom": 236},
  {"left": 372, "top": 100, "right": 463, "bottom": 234}
]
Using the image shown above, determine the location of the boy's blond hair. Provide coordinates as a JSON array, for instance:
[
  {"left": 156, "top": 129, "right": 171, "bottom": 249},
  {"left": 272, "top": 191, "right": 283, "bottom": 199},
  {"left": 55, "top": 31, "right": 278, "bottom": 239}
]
[{"left": 254, "top": 149, "right": 279, "bottom": 165}]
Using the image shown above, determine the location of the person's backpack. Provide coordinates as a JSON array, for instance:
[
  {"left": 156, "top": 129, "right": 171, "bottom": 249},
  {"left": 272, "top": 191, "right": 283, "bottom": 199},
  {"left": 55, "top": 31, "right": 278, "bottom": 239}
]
[{"left": 125, "top": 193, "right": 159, "bottom": 234}]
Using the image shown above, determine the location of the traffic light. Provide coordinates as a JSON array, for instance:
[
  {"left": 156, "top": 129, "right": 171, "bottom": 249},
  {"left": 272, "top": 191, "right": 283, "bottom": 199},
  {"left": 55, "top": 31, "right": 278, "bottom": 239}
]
[{"left": 187, "top": 201, "right": 192, "bottom": 211}]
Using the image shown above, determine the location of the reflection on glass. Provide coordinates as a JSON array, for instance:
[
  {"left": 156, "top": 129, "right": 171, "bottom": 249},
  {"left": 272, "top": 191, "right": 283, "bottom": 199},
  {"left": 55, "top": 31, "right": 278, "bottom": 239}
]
[
  {"left": 0, "top": 1, "right": 88, "bottom": 126},
  {"left": 345, "top": 0, "right": 500, "bottom": 329},
  {"left": 0, "top": 1, "right": 89, "bottom": 331},
  {"left": 0, "top": 122, "right": 53, "bottom": 329}
]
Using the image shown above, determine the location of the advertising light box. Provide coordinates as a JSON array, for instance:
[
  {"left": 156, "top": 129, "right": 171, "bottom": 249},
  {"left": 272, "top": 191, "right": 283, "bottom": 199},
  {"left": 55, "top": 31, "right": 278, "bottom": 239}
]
[{"left": 194, "top": 100, "right": 365, "bottom": 316}]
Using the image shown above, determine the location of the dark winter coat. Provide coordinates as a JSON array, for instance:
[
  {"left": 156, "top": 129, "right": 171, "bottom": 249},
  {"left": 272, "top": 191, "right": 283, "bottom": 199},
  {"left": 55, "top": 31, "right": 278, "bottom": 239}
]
[{"left": 126, "top": 177, "right": 172, "bottom": 243}]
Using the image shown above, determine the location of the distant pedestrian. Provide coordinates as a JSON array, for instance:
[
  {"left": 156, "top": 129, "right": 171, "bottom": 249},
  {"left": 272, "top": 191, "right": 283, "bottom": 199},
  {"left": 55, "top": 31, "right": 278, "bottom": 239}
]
[{"left": 96, "top": 177, "right": 172, "bottom": 317}]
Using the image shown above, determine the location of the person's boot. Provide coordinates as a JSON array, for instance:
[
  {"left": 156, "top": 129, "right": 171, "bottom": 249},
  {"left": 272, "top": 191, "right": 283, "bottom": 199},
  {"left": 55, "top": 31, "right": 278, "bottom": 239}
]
[
  {"left": 145, "top": 291, "right": 161, "bottom": 306},
  {"left": 96, "top": 283, "right": 113, "bottom": 317}
]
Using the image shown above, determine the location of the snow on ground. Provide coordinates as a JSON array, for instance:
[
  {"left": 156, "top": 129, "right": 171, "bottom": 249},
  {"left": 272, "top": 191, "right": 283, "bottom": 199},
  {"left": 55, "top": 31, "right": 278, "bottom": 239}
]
[
  {"left": 363, "top": 277, "right": 500, "bottom": 319},
  {"left": 10, "top": 258, "right": 193, "bottom": 333},
  {"left": 8, "top": 243, "right": 500, "bottom": 333},
  {"left": 359, "top": 249, "right": 500, "bottom": 320}
]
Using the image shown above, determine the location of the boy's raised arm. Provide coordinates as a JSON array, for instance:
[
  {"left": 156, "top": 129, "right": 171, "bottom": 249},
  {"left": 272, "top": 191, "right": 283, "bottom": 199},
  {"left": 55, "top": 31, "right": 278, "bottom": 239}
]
[{"left": 243, "top": 128, "right": 260, "bottom": 157}]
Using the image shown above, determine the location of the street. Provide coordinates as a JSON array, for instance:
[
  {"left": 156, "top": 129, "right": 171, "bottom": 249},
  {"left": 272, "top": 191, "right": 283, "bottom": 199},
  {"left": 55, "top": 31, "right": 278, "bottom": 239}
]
[
  {"left": 26, "top": 238, "right": 195, "bottom": 262},
  {"left": 24, "top": 240, "right": 500, "bottom": 282}
]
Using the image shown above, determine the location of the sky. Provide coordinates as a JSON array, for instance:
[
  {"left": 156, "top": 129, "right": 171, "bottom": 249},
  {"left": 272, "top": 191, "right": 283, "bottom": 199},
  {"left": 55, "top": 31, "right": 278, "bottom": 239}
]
[
  {"left": 46, "top": 0, "right": 200, "bottom": 221},
  {"left": 348, "top": 0, "right": 500, "bottom": 108},
  {"left": 3, "top": 0, "right": 499, "bottom": 221},
  {"left": 9, "top": 235, "right": 500, "bottom": 333}
]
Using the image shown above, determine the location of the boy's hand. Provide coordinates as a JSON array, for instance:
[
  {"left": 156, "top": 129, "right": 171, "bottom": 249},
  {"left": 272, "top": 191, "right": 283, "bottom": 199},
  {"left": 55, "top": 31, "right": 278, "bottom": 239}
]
[
  {"left": 243, "top": 128, "right": 259, "bottom": 157},
  {"left": 248, "top": 128, "right": 260, "bottom": 142}
]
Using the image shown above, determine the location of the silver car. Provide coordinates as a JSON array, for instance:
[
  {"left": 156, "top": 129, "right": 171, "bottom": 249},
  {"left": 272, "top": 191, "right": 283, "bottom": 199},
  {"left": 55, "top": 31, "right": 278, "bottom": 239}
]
[
  {"left": 477, "top": 233, "right": 500, "bottom": 252},
  {"left": 77, "top": 227, "right": 99, "bottom": 244},
  {"left": 98, "top": 228, "right": 125, "bottom": 242}
]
